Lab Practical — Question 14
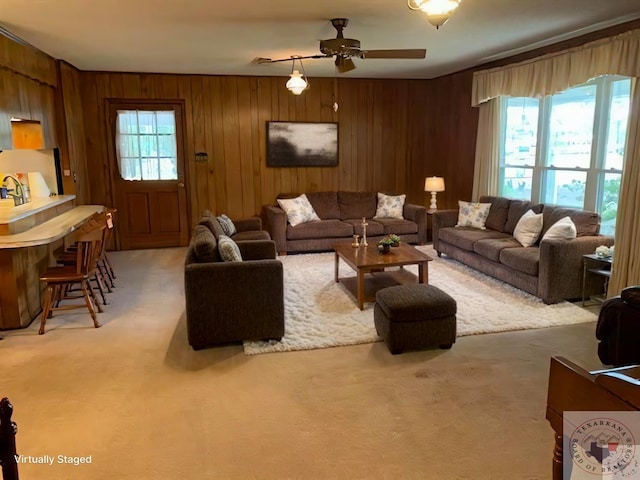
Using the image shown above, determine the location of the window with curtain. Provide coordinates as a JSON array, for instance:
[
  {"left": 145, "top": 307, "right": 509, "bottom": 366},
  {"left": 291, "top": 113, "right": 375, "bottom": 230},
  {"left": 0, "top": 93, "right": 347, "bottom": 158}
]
[
  {"left": 116, "top": 110, "right": 178, "bottom": 181},
  {"left": 500, "top": 75, "right": 631, "bottom": 235}
]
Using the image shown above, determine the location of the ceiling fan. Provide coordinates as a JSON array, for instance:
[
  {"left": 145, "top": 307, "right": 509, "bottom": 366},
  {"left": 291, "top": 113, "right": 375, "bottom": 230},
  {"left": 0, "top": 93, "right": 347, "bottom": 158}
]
[{"left": 253, "top": 18, "right": 427, "bottom": 73}]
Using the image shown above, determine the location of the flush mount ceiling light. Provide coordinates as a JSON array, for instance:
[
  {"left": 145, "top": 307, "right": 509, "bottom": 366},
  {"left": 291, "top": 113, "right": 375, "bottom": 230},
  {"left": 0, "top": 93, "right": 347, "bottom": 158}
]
[
  {"left": 408, "top": 0, "right": 461, "bottom": 29},
  {"left": 286, "top": 56, "right": 309, "bottom": 95}
]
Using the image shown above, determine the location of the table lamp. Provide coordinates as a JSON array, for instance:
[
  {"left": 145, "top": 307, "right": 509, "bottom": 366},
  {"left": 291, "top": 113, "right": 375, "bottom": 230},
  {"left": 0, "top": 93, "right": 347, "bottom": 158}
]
[{"left": 424, "top": 176, "right": 445, "bottom": 212}]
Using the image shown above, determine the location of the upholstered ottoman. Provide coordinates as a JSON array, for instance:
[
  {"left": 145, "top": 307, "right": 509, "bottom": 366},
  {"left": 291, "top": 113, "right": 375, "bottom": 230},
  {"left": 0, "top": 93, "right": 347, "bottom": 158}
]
[{"left": 374, "top": 284, "right": 457, "bottom": 354}]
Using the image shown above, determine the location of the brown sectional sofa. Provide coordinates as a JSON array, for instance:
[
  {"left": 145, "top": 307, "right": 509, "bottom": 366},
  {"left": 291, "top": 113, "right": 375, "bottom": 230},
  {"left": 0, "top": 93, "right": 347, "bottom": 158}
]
[
  {"left": 264, "top": 191, "right": 428, "bottom": 255},
  {"left": 184, "top": 212, "right": 284, "bottom": 350},
  {"left": 432, "top": 196, "right": 615, "bottom": 304}
]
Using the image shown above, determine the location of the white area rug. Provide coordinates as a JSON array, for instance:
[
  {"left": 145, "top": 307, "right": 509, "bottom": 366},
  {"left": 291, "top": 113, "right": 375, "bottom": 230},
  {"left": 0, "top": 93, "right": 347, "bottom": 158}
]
[{"left": 243, "top": 246, "right": 596, "bottom": 355}]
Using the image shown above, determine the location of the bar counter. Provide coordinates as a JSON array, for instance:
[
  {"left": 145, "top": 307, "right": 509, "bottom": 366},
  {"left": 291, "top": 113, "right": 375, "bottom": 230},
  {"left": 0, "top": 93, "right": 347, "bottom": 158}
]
[{"left": 0, "top": 204, "right": 104, "bottom": 329}]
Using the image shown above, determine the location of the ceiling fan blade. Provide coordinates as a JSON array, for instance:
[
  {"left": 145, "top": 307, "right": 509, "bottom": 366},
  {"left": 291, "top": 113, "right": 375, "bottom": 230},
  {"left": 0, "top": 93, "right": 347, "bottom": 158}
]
[
  {"left": 252, "top": 54, "right": 331, "bottom": 65},
  {"left": 360, "top": 49, "right": 427, "bottom": 59},
  {"left": 335, "top": 56, "right": 356, "bottom": 73}
]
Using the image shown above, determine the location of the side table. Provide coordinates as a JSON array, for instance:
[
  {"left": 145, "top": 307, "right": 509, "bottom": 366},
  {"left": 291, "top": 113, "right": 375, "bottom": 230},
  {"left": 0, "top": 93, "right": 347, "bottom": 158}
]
[{"left": 582, "top": 254, "right": 613, "bottom": 306}]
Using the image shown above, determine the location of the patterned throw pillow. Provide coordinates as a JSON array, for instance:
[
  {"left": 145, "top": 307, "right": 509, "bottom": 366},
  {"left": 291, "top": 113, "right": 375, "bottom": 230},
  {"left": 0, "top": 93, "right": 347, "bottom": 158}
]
[
  {"left": 513, "top": 209, "right": 543, "bottom": 247},
  {"left": 217, "top": 214, "right": 237, "bottom": 236},
  {"left": 374, "top": 193, "right": 406, "bottom": 219},
  {"left": 456, "top": 201, "right": 492, "bottom": 229},
  {"left": 217, "top": 235, "right": 243, "bottom": 262},
  {"left": 277, "top": 194, "right": 320, "bottom": 227}
]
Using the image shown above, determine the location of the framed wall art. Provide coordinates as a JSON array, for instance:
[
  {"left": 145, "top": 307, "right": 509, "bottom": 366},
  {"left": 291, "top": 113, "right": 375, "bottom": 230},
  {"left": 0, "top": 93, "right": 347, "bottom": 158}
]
[{"left": 267, "top": 121, "right": 338, "bottom": 167}]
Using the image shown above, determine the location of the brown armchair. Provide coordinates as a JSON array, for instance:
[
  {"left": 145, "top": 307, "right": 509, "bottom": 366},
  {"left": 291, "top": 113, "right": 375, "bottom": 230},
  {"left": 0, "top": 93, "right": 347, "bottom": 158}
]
[{"left": 596, "top": 286, "right": 640, "bottom": 366}]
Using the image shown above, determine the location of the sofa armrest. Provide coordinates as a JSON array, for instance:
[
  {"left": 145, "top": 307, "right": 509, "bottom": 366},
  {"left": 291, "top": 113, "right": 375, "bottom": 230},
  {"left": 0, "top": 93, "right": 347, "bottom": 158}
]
[
  {"left": 234, "top": 216, "right": 262, "bottom": 232},
  {"left": 263, "top": 205, "right": 288, "bottom": 254},
  {"left": 237, "top": 240, "right": 277, "bottom": 260},
  {"left": 432, "top": 210, "right": 459, "bottom": 252},
  {"left": 403, "top": 203, "right": 428, "bottom": 244},
  {"left": 538, "top": 235, "right": 615, "bottom": 304},
  {"left": 184, "top": 259, "right": 284, "bottom": 347}
]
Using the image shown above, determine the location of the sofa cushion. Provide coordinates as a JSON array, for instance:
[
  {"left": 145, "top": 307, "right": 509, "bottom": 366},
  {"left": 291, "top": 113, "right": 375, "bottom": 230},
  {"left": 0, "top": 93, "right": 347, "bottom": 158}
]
[
  {"left": 373, "top": 218, "right": 418, "bottom": 235},
  {"left": 338, "top": 191, "right": 377, "bottom": 220},
  {"left": 541, "top": 206, "right": 600, "bottom": 237},
  {"left": 191, "top": 225, "right": 221, "bottom": 263},
  {"left": 456, "top": 200, "right": 492, "bottom": 229},
  {"left": 306, "top": 192, "right": 341, "bottom": 220},
  {"left": 499, "top": 247, "right": 540, "bottom": 276},
  {"left": 199, "top": 215, "right": 225, "bottom": 239},
  {"left": 232, "top": 230, "right": 271, "bottom": 241},
  {"left": 374, "top": 193, "right": 406, "bottom": 219},
  {"left": 277, "top": 194, "right": 321, "bottom": 227},
  {"left": 343, "top": 219, "right": 384, "bottom": 236},
  {"left": 504, "top": 200, "right": 544, "bottom": 234},
  {"left": 286, "top": 219, "right": 353, "bottom": 240},
  {"left": 513, "top": 209, "right": 543, "bottom": 247},
  {"left": 479, "top": 196, "right": 511, "bottom": 233},
  {"left": 439, "top": 227, "right": 511, "bottom": 252},
  {"left": 218, "top": 235, "right": 243, "bottom": 262},
  {"left": 541, "top": 216, "right": 577, "bottom": 242},
  {"left": 473, "top": 237, "right": 523, "bottom": 262}
]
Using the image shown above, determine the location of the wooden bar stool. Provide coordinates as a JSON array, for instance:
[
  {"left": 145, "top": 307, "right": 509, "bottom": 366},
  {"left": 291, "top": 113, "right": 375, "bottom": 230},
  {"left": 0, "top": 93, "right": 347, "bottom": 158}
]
[{"left": 39, "top": 224, "right": 106, "bottom": 335}]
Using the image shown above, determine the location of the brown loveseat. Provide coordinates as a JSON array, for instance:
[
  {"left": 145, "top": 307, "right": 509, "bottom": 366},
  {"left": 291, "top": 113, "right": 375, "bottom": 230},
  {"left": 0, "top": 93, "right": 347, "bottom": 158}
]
[
  {"left": 184, "top": 213, "right": 284, "bottom": 350},
  {"left": 432, "top": 196, "right": 614, "bottom": 304},
  {"left": 264, "top": 191, "right": 428, "bottom": 255}
]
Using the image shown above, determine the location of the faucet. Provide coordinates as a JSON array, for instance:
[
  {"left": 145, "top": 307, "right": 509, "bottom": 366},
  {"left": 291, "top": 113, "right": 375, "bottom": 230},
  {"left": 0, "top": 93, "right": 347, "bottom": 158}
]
[{"left": 2, "top": 175, "right": 26, "bottom": 206}]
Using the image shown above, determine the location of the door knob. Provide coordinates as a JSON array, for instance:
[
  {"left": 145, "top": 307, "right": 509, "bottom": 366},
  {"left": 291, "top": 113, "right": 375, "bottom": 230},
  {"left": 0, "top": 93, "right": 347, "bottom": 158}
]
[{"left": 178, "top": 182, "right": 185, "bottom": 187}]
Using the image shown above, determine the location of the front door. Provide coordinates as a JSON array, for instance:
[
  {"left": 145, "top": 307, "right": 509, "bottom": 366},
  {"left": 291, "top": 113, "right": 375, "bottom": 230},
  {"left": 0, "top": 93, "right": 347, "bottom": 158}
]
[{"left": 107, "top": 101, "right": 189, "bottom": 250}]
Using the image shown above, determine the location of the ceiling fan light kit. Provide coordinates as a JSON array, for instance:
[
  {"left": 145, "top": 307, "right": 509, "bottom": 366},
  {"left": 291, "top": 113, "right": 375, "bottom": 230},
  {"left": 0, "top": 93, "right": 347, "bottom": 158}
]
[
  {"left": 408, "top": 0, "right": 461, "bottom": 29},
  {"left": 286, "top": 57, "right": 309, "bottom": 95}
]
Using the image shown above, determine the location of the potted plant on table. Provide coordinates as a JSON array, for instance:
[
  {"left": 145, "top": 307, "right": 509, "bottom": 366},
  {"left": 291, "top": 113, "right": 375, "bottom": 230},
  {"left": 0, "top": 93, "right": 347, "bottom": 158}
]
[{"left": 378, "top": 234, "right": 400, "bottom": 254}]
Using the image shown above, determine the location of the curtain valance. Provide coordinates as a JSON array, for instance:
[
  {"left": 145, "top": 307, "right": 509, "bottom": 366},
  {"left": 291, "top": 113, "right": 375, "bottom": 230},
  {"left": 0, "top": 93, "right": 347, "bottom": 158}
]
[{"left": 472, "top": 29, "right": 640, "bottom": 106}]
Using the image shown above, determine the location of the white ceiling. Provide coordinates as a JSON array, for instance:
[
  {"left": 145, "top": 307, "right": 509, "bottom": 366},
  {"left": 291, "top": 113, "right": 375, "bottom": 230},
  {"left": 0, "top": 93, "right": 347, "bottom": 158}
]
[{"left": 1, "top": 0, "right": 639, "bottom": 80}]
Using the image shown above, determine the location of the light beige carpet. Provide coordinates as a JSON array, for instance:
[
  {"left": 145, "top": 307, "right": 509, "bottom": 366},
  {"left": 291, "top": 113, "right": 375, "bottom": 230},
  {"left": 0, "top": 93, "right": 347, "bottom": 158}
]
[
  {"left": 0, "top": 247, "right": 604, "bottom": 479},
  {"left": 245, "top": 246, "right": 596, "bottom": 354}
]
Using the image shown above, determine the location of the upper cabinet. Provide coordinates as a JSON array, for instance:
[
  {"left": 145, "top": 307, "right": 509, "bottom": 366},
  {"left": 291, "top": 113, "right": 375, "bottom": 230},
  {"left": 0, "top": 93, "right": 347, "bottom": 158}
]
[{"left": 10, "top": 119, "right": 44, "bottom": 149}]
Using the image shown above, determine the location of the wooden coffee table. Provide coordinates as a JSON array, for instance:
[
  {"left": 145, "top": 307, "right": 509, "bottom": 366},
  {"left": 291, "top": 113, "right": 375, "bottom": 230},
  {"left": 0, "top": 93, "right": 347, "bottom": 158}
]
[{"left": 333, "top": 242, "right": 433, "bottom": 310}]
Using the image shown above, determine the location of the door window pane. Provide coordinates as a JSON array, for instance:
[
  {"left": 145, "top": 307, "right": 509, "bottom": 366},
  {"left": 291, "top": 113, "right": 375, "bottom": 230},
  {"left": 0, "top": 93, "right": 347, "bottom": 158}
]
[
  {"left": 546, "top": 85, "right": 596, "bottom": 169},
  {"left": 116, "top": 110, "right": 177, "bottom": 181}
]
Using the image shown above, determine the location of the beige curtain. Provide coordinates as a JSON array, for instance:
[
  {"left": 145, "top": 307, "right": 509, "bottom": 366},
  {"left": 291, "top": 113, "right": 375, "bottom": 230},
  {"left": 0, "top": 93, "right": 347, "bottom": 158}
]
[
  {"left": 472, "top": 29, "right": 640, "bottom": 106},
  {"left": 472, "top": 98, "right": 502, "bottom": 200},
  {"left": 608, "top": 79, "right": 640, "bottom": 297}
]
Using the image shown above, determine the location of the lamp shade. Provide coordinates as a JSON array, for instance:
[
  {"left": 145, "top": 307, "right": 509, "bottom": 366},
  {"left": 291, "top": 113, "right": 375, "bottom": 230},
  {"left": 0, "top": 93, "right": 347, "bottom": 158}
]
[
  {"left": 424, "top": 176, "right": 445, "bottom": 192},
  {"left": 286, "top": 70, "right": 307, "bottom": 95},
  {"left": 408, "top": 0, "right": 461, "bottom": 29}
]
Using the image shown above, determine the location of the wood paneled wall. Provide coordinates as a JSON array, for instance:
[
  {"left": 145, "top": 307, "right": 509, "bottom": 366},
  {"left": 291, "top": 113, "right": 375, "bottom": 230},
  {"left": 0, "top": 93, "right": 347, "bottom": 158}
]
[
  {"left": 5, "top": 19, "right": 639, "bottom": 238},
  {"left": 56, "top": 61, "right": 88, "bottom": 202},
  {"left": 80, "top": 73, "right": 454, "bottom": 226}
]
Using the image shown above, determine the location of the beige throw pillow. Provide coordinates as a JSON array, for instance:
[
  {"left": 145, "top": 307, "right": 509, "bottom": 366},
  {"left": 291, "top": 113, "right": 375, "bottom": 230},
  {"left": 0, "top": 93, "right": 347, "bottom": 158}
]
[
  {"left": 541, "top": 216, "right": 577, "bottom": 241},
  {"left": 374, "top": 193, "right": 406, "bottom": 219},
  {"left": 513, "top": 209, "right": 543, "bottom": 247},
  {"left": 218, "top": 235, "right": 243, "bottom": 262},
  {"left": 277, "top": 194, "right": 320, "bottom": 227},
  {"left": 456, "top": 201, "right": 491, "bottom": 229}
]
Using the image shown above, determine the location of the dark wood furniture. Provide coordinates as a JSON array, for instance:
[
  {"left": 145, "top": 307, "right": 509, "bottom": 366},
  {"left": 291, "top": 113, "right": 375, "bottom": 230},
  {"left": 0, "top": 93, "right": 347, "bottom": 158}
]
[
  {"left": 582, "top": 253, "right": 613, "bottom": 306},
  {"left": 38, "top": 222, "right": 106, "bottom": 334},
  {"left": 0, "top": 397, "right": 18, "bottom": 480},
  {"left": 546, "top": 356, "right": 640, "bottom": 480},
  {"left": 333, "top": 242, "right": 432, "bottom": 310}
]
